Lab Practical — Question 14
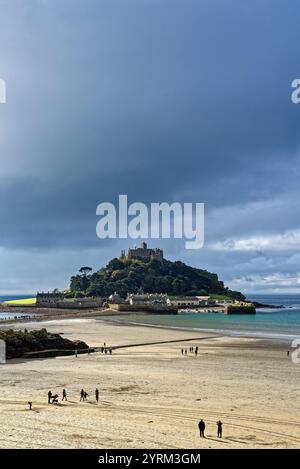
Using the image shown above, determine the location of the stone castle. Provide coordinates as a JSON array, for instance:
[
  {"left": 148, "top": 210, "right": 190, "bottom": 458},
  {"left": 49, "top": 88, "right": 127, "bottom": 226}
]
[{"left": 121, "top": 242, "right": 163, "bottom": 262}]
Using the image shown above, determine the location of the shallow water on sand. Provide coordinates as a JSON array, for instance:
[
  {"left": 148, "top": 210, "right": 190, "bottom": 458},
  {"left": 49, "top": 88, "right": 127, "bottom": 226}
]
[
  {"left": 104, "top": 294, "right": 300, "bottom": 341},
  {"left": 0, "top": 312, "right": 36, "bottom": 321}
]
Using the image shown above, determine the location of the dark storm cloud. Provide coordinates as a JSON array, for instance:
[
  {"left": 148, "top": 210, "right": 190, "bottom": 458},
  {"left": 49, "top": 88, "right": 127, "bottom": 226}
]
[{"left": 1, "top": 0, "right": 300, "bottom": 292}]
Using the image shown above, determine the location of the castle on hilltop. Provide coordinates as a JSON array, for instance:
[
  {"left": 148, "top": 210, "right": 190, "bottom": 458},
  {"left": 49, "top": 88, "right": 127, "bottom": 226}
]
[{"left": 121, "top": 242, "right": 164, "bottom": 262}]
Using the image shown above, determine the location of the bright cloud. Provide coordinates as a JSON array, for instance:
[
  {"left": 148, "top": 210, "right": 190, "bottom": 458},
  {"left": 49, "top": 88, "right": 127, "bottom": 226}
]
[{"left": 210, "top": 230, "right": 300, "bottom": 252}]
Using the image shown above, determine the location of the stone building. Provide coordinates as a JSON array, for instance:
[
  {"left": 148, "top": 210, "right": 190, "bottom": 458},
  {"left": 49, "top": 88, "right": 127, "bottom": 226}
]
[
  {"left": 127, "top": 292, "right": 168, "bottom": 305},
  {"left": 121, "top": 242, "right": 163, "bottom": 262},
  {"left": 36, "top": 292, "right": 103, "bottom": 309}
]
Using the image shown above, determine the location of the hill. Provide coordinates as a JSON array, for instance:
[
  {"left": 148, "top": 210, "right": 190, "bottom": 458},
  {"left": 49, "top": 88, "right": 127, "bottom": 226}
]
[{"left": 69, "top": 257, "right": 245, "bottom": 301}]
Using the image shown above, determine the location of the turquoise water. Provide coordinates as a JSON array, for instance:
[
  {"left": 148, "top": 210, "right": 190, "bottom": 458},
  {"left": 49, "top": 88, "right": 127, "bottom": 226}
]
[
  {"left": 105, "top": 294, "right": 300, "bottom": 342},
  {"left": 2, "top": 294, "right": 300, "bottom": 340}
]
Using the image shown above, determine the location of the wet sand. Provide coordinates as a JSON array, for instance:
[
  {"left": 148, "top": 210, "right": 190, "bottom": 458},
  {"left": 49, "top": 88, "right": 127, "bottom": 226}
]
[{"left": 0, "top": 317, "right": 299, "bottom": 449}]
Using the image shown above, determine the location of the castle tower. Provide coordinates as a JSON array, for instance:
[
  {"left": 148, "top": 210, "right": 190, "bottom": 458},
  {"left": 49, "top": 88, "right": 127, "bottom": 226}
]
[{"left": 126, "top": 242, "right": 163, "bottom": 262}]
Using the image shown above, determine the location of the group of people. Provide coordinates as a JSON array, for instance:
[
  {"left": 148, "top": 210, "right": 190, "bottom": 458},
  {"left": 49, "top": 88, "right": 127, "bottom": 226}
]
[
  {"left": 47, "top": 388, "right": 100, "bottom": 404},
  {"left": 73, "top": 342, "right": 112, "bottom": 358},
  {"left": 181, "top": 346, "right": 198, "bottom": 357},
  {"left": 100, "top": 346, "right": 112, "bottom": 355},
  {"left": 47, "top": 390, "right": 60, "bottom": 404},
  {"left": 198, "top": 419, "right": 223, "bottom": 438},
  {"left": 80, "top": 389, "right": 89, "bottom": 401}
]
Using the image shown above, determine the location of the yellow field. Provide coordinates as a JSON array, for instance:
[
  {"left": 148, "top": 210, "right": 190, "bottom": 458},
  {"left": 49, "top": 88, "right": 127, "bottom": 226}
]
[{"left": 3, "top": 297, "right": 36, "bottom": 306}]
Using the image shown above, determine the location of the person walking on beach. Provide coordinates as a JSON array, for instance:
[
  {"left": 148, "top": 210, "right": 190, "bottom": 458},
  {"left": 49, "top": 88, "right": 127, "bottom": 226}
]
[
  {"left": 84, "top": 391, "right": 89, "bottom": 400},
  {"left": 62, "top": 389, "right": 67, "bottom": 401},
  {"left": 109, "top": 348, "right": 112, "bottom": 355},
  {"left": 185, "top": 349, "right": 187, "bottom": 356},
  {"left": 28, "top": 401, "right": 32, "bottom": 410},
  {"left": 217, "top": 420, "right": 223, "bottom": 438},
  {"left": 48, "top": 390, "right": 52, "bottom": 404},
  {"left": 80, "top": 389, "right": 85, "bottom": 401},
  {"left": 95, "top": 388, "right": 99, "bottom": 403},
  {"left": 195, "top": 348, "right": 198, "bottom": 357},
  {"left": 198, "top": 419, "right": 205, "bottom": 438},
  {"left": 75, "top": 349, "right": 78, "bottom": 358},
  {"left": 181, "top": 348, "right": 184, "bottom": 355}
]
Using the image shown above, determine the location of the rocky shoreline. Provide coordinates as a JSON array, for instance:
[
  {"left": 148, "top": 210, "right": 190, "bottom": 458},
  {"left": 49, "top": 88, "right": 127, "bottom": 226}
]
[{"left": 253, "top": 301, "right": 284, "bottom": 309}]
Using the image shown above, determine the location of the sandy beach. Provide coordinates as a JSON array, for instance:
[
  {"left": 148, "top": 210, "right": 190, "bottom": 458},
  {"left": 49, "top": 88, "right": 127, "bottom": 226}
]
[{"left": 0, "top": 316, "right": 299, "bottom": 449}]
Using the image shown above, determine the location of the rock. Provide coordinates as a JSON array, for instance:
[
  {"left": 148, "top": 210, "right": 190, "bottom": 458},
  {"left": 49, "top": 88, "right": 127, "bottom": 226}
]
[{"left": 0, "top": 328, "right": 89, "bottom": 359}]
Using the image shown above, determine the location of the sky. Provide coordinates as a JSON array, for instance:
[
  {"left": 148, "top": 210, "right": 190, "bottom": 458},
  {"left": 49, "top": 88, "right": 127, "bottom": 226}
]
[{"left": 1, "top": 0, "right": 300, "bottom": 295}]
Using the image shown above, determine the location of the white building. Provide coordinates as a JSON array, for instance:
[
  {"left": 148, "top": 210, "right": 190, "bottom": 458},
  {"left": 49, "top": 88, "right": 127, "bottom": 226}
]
[
  {"left": 108, "top": 292, "right": 126, "bottom": 304},
  {"left": 127, "top": 293, "right": 168, "bottom": 305},
  {"left": 167, "top": 296, "right": 210, "bottom": 308}
]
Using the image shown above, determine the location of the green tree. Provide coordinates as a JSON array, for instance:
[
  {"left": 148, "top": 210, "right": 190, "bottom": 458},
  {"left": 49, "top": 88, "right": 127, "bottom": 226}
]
[{"left": 79, "top": 266, "right": 93, "bottom": 276}]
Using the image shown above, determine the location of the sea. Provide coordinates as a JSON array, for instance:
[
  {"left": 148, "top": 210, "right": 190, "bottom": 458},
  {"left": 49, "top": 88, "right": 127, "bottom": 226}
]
[
  {"left": 0, "top": 295, "right": 34, "bottom": 303},
  {"left": 104, "top": 294, "right": 300, "bottom": 342}
]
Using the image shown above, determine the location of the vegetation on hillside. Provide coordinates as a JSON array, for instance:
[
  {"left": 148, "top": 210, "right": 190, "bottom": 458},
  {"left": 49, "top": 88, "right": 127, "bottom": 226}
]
[{"left": 69, "top": 257, "right": 245, "bottom": 300}]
